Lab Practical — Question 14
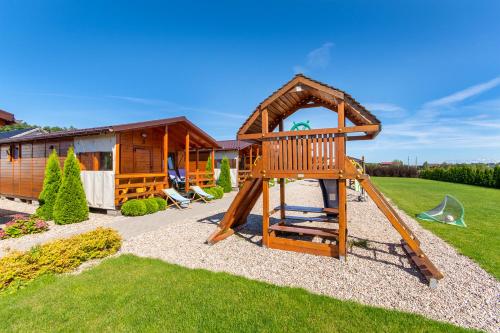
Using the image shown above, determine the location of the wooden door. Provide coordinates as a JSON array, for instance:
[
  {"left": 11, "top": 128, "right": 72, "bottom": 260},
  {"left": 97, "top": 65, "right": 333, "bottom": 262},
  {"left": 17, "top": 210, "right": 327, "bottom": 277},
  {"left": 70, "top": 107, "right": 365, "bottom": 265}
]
[{"left": 133, "top": 147, "right": 152, "bottom": 173}]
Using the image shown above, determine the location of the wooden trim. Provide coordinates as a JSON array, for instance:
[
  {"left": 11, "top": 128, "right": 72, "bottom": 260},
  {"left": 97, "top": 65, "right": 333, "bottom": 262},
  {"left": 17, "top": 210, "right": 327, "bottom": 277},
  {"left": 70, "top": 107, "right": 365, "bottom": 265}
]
[
  {"left": 237, "top": 125, "right": 379, "bottom": 141},
  {"left": 115, "top": 133, "right": 121, "bottom": 175},
  {"left": 268, "top": 235, "right": 339, "bottom": 257},
  {"left": 163, "top": 125, "right": 169, "bottom": 173},
  {"left": 185, "top": 131, "right": 190, "bottom": 192},
  {"left": 262, "top": 179, "right": 270, "bottom": 247}
]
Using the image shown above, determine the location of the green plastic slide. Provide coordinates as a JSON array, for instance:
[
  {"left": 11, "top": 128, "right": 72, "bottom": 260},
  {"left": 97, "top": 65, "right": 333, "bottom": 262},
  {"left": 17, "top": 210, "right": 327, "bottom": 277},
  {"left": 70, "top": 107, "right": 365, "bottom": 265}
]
[{"left": 417, "top": 195, "right": 466, "bottom": 227}]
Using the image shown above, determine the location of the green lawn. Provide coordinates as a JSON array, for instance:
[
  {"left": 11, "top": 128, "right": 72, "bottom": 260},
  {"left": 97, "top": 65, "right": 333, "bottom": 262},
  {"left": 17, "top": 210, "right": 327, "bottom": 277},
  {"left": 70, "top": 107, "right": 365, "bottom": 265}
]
[
  {"left": 0, "top": 255, "right": 472, "bottom": 332},
  {"left": 372, "top": 177, "right": 500, "bottom": 279}
]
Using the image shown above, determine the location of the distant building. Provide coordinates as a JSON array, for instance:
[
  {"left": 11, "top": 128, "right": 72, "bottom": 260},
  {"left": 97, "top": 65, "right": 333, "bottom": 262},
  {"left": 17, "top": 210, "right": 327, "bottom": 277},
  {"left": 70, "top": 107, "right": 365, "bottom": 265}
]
[
  {"left": 0, "top": 109, "right": 16, "bottom": 127},
  {"left": 0, "top": 127, "right": 46, "bottom": 140}
]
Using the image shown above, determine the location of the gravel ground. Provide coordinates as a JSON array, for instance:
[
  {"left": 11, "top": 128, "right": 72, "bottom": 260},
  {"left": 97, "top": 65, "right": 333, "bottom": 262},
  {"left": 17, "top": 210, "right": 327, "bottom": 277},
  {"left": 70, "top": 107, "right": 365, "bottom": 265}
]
[
  {"left": 1, "top": 182, "right": 498, "bottom": 332},
  {"left": 120, "top": 180, "right": 499, "bottom": 333}
]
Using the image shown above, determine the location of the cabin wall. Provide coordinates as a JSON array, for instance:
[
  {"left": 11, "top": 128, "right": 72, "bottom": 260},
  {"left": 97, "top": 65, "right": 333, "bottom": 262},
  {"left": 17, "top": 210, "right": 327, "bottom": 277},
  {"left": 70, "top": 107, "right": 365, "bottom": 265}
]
[
  {"left": 0, "top": 139, "right": 72, "bottom": 199},
  {"left": 119, "top": 128, "right": 163, "bottom": 174}
]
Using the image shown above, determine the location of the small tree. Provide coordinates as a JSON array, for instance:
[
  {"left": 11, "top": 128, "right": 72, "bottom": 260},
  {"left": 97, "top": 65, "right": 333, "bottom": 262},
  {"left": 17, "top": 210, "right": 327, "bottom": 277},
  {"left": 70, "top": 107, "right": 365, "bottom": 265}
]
[
  {"left": 206, "top": 155, "right": 213, "bottom": 183},
  {"left": 36, "top": 149, "right": 62, "bottom": 220},
  {"left": 217, "top": 156, "right": 232, "bottom": 193},
  {"left": 53, "top": 147, "right": 89, "bottom": 224}
]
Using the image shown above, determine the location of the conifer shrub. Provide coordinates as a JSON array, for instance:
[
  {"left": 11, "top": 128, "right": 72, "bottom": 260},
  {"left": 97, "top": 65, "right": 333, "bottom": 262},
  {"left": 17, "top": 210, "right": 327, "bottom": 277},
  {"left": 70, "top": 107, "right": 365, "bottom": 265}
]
[
  {"left": 53, "top": 147, "right": 89, "bottom": 225},
  {"left": 144, "top": 197, "right": 159, "bottom": 214},
  {"left": 206, "top": 155, "right": 213, "bottom": 182},
  {"left": 0, "top": 227, "right": 121, "bottom": 292},
  {"left": 217, "top": 157, "right": 232, "bottom": 193},
  {"left": 205, "top": 185, "right": 224, "bottom": 199},
  {"left": 153, "top": 197, "right": 167, "bottom": 211},
  {"left": 36, "top": 150, "right": 62, "bottom": 220},
  {"left": 121, "top": 199, "right": 147, "bottom": 216}
]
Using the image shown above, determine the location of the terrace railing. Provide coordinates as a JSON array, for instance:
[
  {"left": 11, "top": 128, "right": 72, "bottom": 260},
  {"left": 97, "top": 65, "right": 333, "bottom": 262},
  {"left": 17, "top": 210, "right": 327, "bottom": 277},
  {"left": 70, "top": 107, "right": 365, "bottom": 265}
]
[
  {"left": 115, "top": 173, "right": 168, "bottom": 206},
  {"left": 188, "top": 170, "right": 215, "bottom": 189}
]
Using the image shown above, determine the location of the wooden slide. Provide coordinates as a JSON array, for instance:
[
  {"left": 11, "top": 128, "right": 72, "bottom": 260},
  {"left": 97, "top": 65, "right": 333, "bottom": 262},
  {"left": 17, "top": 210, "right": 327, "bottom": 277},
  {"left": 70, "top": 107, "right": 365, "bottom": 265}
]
[
  {"left": 346, "top": 159, "right": 444, "bottom": 287},
  {"left": 206, "top": 159, "right": 263, "bottom": 245}
]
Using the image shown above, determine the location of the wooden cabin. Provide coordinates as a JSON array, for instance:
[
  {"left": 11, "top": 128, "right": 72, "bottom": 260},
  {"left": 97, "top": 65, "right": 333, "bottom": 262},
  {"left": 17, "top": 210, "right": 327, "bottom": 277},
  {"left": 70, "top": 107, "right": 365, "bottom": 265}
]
[
  {"left": 0, "top": 110, "right": 16, "bottom": 127},
  {"left": 0, "top": 117, "right": 219, "bottom": 210},
  {"left": 211, "top": 140, "right": 259, "bottom": 187},
  {"left": 207, "top": 74, "right": 443, "bottom": 287}
]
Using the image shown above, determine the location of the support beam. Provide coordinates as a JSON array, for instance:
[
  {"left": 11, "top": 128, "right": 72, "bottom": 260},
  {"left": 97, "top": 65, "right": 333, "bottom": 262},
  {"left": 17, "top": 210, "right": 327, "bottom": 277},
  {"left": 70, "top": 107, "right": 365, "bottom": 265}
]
[
  {"left": 114, "top": 133, "right": 121, "bottom": 175},
  {"left": 279, "top": 120, "right": 285, "bottom": 221},
  {"left": 163, "top": 126, "right": 169, "bottom": 173},
  {"left": 336, "top": 100, "right": 347, "bottom": 260},
  {"left": 262, "top": 178, "right": 270, "bottom": 247},
  {"left": 185, "top": 131, "right": 190, "bottom": 192}
]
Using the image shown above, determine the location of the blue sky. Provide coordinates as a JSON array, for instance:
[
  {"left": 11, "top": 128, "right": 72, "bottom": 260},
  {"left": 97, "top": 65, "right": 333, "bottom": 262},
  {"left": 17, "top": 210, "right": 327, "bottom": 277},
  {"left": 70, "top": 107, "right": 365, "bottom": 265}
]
[{"left": 0, "top": 0, "right": 499, "bottom": 163}]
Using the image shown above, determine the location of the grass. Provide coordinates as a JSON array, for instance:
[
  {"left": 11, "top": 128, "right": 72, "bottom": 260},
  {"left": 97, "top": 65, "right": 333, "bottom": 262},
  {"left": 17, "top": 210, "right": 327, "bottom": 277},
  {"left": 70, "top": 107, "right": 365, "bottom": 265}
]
[
  {"left": 0, "top": 255, "right": 473, "bottom": 332},
  {"left": 372, "top": 177, "right": 500, "bottom": 279}
]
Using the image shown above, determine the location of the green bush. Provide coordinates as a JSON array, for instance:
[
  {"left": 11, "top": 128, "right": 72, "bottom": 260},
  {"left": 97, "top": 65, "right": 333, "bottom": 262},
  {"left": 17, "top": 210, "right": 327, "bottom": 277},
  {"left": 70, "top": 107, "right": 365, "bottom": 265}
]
[
  {"left": 153, "top": 197, "right": 167, "bottom": 211},
  {"left": 205, "top": 185, "right": 224, "bottom": 199},
  {"left": 419, "top": 164, "right": 499, "bottom": 189},
  {"left": 36, "top": 150, "right": 62, "bottom": 220},
  {"left": 144, "top": 198, "right": 159, "bottom": 214},
  {"left": 217, "top": 157, "right": 232, "bottom": 193},
  {"left": 205, "top": 155, "right": 213, "bottom": 182},
  {"left": 121, "top": 199, "right": 147, "bottom": 216},
  {"left": 53, "top": 147, "right": 89, "bottom": 225},
  {"left": 0, "top": 227, "right": 121, "bottom": 292}
]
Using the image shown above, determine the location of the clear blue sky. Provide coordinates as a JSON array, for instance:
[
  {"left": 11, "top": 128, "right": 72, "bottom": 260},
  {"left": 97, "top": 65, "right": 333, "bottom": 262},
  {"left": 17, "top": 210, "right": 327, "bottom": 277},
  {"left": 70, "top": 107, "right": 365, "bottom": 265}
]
[{"left": 1, "top": 0, "right": 499, "bottom": 163}]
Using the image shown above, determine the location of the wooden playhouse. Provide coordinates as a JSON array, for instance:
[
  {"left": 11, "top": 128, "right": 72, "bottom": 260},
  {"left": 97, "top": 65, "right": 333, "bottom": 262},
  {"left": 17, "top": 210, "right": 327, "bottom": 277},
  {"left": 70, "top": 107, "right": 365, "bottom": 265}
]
[{"left": 207, "top": 74, "right": 443, "bottom": 287}]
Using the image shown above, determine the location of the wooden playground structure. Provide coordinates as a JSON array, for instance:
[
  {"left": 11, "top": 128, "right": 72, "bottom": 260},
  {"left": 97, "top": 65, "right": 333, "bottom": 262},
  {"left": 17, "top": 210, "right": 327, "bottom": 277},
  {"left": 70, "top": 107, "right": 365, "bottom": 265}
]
[{"left": 207, "top": 74, "right": 443, "bottom": 287}]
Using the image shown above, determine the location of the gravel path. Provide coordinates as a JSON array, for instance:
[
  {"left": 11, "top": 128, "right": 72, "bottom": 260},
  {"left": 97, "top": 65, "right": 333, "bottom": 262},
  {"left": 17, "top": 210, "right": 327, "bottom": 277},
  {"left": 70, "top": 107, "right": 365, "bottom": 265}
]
[
  {"left": 120, "top": 180, "right": 499, "bottom": 333},
  {"left": 1, "top": 182, "right": 498, "bottom": 332}
]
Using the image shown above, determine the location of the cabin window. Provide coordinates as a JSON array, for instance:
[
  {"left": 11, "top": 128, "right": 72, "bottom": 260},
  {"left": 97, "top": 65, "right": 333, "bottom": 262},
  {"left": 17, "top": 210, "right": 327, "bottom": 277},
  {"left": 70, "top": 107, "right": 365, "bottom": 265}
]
[
  {"left": 215, "top": 158, "right": 236, "bottom": 169},
  {"left": 9, "top": 144, "right": 20, "bottom": 161},
  {"left": 78, "top": 152, "right": 113, "bottom": 171}
]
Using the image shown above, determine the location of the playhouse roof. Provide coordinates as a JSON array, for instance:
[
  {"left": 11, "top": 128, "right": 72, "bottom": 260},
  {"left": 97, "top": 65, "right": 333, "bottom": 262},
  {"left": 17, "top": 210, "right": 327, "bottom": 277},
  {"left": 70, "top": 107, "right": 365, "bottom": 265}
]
[{"left": 238, "top": 74, "right": 381, "bottom": 137}]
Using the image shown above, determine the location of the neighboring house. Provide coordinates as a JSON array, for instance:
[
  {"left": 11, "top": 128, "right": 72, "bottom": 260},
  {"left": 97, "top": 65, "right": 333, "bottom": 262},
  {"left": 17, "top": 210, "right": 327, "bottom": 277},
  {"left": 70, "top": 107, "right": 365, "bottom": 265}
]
[
  {"left": 0, "top": 117, "right": 219, "bottom": 211},
  {"left": 0, "top": 110, "right": 16, "bottom": 127},
  {"left": 0, "top": 127, "right": 46, "bottom": 140},
  {"left": 214, "top": 140, "right": 259, "bottom": 187}
]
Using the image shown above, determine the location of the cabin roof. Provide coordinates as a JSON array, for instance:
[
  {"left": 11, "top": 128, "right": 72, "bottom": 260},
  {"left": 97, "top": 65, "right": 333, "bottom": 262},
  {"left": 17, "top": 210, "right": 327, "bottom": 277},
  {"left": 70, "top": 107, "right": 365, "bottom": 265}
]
[
  {"left": 238, "top": 74, "right": 381, "bottom": 136},
  {"left": 0, "top": 117, "right": 220, "bottom": 149},
  {"left": 216, "top": 140, "right": 253, "bottom": 151},
  {"left": 0, "top": 128, "right": 40, "bottom": 140}
]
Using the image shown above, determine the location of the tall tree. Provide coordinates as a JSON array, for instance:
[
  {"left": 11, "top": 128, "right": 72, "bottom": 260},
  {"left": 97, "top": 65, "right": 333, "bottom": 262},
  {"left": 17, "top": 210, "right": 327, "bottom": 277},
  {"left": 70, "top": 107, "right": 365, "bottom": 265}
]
[
  {"left": 53, "top": 147, "right": 89, "bottom": 224},
  {"left": 36, "top": 149, "right": 62, "bottom": 220}
]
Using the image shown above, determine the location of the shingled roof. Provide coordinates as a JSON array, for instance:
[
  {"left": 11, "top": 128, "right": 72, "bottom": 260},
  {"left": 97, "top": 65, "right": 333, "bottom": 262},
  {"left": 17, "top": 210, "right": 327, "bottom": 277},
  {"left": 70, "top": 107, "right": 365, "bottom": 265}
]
[{"left": 238, "top": 74, "right": 381, "bottom": 137}]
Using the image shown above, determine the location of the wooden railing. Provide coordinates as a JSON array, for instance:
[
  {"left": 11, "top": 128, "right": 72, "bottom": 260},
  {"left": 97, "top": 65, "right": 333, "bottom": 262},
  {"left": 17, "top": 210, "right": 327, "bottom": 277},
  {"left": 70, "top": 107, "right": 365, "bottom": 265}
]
[
  {"left": 115, "top": 173, "right": 168, "bottom": 206},
  {"left": 188, "top": 170, "right": 215, "bottom": 188},
  {"left": 238, "top": 169, "right": 251, "bottom": 186},
  {"left": 263, "top": 132, "right": 337, "bottom": 178}
]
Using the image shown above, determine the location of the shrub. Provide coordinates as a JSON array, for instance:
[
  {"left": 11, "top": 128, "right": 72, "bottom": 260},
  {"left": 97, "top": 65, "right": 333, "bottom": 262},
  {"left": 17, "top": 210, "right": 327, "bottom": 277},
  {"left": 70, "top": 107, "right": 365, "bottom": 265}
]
[
  {"left": 365, "top": 164, "right": 418, "bottom": 178},
  {"left": 36, "top": 149, "right": 62, "bottom": 220},
  {"left": 205, "top": 185, "right": 224, "bottom": 199},
  {"left": 53, "top": 147, "right": 89, "bottom": 225},
  {"left": 0, "top": 215, "right": 49, "bottom": 240},
  {"left": 144, "top": 198, "right": 159, "bottom": 214},
  {"left": 217, "top": 157, "right": 232, "bottom": 193},
  {"left": 121, "top": 199, "right": 147, "bottom": 216},
  {"left": 419, "top": 164, "right": 498, "bottom": 188},
  {"left": 205, "top": 155, "right": 213, "bottom": 182},
  {"left": 154, "top": 197, "right": 167, "bottom": 211},
  {"left": 0, "top": 227, "right": 121, "bottom": 292}
]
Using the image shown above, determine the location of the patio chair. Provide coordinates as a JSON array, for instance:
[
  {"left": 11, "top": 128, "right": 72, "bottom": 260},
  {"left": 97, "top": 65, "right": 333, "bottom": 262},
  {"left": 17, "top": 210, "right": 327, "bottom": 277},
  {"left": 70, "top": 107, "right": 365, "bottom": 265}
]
[
  {"left": 162, "top": 188, "right": 190, "bottom": 209},
  {"left": 168, "top": 169, "right": 185, "bottom": 192},
  {"left": 178, "top": 168, "right": 186, "bottom": 181},
  {"left": 189, "top": 185, "right": 214, "bottom": 203}
]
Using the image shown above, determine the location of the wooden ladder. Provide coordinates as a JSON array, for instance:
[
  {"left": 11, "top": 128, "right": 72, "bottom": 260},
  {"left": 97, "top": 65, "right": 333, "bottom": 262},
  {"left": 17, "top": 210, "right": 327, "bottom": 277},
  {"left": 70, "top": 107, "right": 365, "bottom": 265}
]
[{"left": 346, "top": 159, "right": 443, "bottom": 287}]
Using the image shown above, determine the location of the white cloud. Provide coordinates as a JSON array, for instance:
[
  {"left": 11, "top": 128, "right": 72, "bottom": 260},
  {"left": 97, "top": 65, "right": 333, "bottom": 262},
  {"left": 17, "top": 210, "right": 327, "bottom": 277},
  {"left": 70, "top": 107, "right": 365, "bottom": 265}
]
[
  {"left": 293, "top": 42, "right": 334, "bottom": 74},
  {"left": 364, "top": 103, "right": 405, "bottom": 116},
  {"left": 424, "top": 76, "right": 500, "bottom": 108}
]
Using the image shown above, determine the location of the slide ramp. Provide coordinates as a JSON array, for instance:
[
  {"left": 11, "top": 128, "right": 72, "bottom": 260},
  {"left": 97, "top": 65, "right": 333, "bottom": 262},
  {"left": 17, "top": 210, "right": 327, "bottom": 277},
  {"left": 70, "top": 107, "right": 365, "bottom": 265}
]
[{"left": 207, "top": 159, "right": 263, "bottom": 245}]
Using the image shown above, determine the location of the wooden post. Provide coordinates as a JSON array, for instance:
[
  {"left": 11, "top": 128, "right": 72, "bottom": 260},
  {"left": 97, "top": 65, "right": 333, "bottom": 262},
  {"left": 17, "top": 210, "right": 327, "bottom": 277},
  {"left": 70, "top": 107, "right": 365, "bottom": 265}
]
[
  {"left": 279, "top": 120, "right": 285, "bottom": 221},
  {"left": 114, "top": 133, "right": 121, "bottom": 175},
  {"left": 211, "top": 148, "right": 215, "bottom": 186},
  {"left": 163, "top": 126, "right": 169, "bottom": 189},
  {"left": 262, "top": 178, "right": 270, "bottom": 247},
  {"left": 336, "top": 100, "right": 347, "bottom": 260},
  {"left": 185, "top": 131, "right": 190, "bottom": 192},
  {"left": 196, "top": 149, "right": 199, "bottom": 171},
  {"left": 249, "top": 146, "right": 253, "bottom": 170}
]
